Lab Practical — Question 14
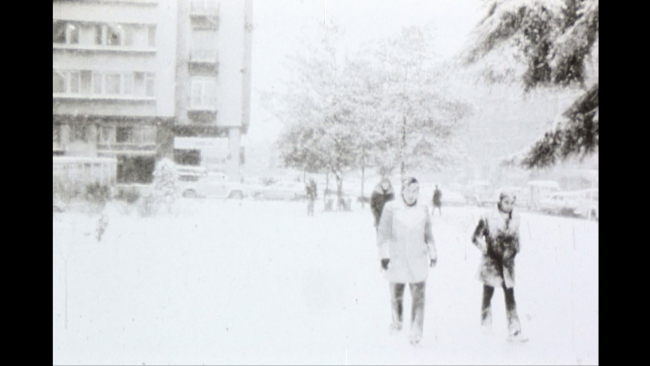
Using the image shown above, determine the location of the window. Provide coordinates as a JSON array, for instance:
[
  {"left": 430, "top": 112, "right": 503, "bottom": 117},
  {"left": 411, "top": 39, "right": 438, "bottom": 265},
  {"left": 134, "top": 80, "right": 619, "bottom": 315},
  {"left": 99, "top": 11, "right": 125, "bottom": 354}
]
[
  {"left": 99, "top": 126, "right": 114, "bottom": 144},
  {"left": 53, "top": 125, "right": 61, "bottom": 144},
  {"left": 138, "top": 126, "right": 157, "bottom": 144},
  {"left": 68, "top": 71, "right": 80, "bottom": 94},
  {"left": 53, "top": 21, "right": 79, "bottom": 44},
  {"left": 92, "top": 72, "right": 103, "bottom": 94},
  {"left": 124, "top": 26, "right": 134, "bottom": 47},
  {"left": 55, "top": 70, "right": 152, "bottom": 98},
  {"left": 134, "top": 72, "right": 155, "bottom": 97},
  {"left": 107, "top": 24, "right": 123, "bottom": 46},
  {"left": 53, "top": 22, "right": 66, "bottom": 43},
  {"left": 115, "top": 126, "right": 156, "bottom": 145},
  {"left": 145, "top": 73, "right": 155, "bottom": 97},
  {"left": 71, "top": 124, "right": 86, "bottom": 142},
  {"left": 80, "top": 71, "right": 92, "bottom": 94},
  {"left": 68, "top": 24, "right": 79, "bottom": 44},
  {"left": 123, "top": 73, "right": 134, "bottom": 95},
  {"left": 190, "top": 78, "right": 216, "bottom": 109},
  {"left": 105, "top": 73, "right": 121, "bottom": 95},
  {"left": 116, "top": 126, "right": 133, "bottom": 143},
  {"left": 94, "top": 24, "right": 124, "bottom": 46},
  {"left": 53, "top": 70, "right": 82, "bottom": 94},
  {"left": 94, "top": 24, "right": 103, "bottom": 45},
  {"left": 148, "top": 26, "right": 156, "bottom": 47},
  {"left": 53, "top": 71, "right": 65, "bottom": 93}
]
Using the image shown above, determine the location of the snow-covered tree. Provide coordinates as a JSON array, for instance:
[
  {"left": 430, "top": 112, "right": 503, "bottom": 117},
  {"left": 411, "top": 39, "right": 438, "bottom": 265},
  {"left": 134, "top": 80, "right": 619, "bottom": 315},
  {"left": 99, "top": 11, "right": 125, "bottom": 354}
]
[
  {"left": 274, "top": 21, "right": 359, "bottom": 199},
  {"left": 272, "top": 22, "right": 472, "bottom": 198},
  {"left": 464, "top": 0, "right": 598, "bottom": 168},
  {"left": 362, "top": 27, "right": 472, "bottom": 177}
]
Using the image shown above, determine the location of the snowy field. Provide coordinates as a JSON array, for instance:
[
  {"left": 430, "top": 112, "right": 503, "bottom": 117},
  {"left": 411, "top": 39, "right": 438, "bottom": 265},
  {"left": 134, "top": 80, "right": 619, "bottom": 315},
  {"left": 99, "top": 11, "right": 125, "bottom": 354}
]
[{"left": 53, "top": 199, "right": 598, "bottom": 365}]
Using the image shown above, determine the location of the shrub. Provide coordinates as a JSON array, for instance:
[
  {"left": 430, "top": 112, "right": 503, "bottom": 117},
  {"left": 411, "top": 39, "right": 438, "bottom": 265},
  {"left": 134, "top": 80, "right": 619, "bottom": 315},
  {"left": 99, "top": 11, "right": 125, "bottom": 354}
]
[
  {"left": 138, "top": 158, "right": 179, "bottom": 217},
  {"left": 85, "top": 182, "right": 111, "bottom": 207},
  {"left": 115, "top": 186, "right": 141, "bottom": 204}
]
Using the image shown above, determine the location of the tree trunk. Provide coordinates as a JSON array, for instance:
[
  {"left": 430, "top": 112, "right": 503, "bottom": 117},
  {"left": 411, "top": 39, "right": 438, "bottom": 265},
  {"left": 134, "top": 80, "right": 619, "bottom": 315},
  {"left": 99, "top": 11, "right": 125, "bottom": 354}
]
[
  {"left": 401, "top": 116, "right": 407, "bottom": 180},
  {"left": 335, "top": 171, "right": 343, "bottom": 199},
  {"left": 361, "top": 160, "right": 365, "bottom": 209},
  {"left": 325, "top": 172, "right": 330, "bottom": 203}
]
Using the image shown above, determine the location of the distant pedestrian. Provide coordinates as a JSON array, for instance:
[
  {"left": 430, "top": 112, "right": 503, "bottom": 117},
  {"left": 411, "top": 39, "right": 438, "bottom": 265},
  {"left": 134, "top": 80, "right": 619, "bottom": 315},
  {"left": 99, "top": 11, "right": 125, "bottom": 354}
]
[
  {"left": 370, "top": 178, "right": 395, "bottom": 230},
  {"left": 432, "top": 185, "right": 442, "bottom": 215},
  {"left": 377, "top": 177, "right": 437, "bottom": 345},
  {"left": 305, "top": 179, "right": 316, "bottom": 216},
  {"left": 471, "top": 190, "right": 526, "bottom": 342}
]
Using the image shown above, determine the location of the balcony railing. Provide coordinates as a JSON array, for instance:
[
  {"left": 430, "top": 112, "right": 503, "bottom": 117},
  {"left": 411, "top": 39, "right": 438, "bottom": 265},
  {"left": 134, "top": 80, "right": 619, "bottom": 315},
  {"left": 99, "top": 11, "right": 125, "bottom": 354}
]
[
  {"left": 188, "top": 100, "right": 217, "bottom": 111},
  {"left": 97, "top": 142, "right": 157, "bottom": 154},
  {"left": 189, "top": 48, "right": 218, "bottom": 63},
  {"left": 190, "top": 0, "right": 219, "bottom": 15}
]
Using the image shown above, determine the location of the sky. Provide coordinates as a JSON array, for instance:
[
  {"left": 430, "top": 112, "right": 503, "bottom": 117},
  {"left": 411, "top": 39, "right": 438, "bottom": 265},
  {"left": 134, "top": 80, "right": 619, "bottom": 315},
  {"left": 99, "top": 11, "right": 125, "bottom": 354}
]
[{"left": 245, "top": 0, "right": 485, "bottom": 145}]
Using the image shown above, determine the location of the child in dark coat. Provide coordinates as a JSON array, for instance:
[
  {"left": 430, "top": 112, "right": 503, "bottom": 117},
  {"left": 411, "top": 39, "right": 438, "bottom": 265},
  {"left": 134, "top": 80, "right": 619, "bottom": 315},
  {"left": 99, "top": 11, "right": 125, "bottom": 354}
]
[{"left": 471, "top": 190, "right": 526, "bottom": 342}]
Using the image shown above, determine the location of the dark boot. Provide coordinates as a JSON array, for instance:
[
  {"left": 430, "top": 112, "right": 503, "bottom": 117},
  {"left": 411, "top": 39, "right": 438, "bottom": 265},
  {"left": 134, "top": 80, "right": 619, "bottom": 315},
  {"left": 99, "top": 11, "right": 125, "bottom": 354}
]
[
  {"left": 481, "top": 306, "right": 493, "bottom": 333},
  {"left": 506, "top": 309, "right": 522, "bottom": 340}
]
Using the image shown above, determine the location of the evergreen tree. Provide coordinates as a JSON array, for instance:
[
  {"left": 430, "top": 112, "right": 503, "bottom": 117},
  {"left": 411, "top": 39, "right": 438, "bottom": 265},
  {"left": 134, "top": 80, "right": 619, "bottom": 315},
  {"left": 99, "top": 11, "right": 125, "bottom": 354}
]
[{"left": 464, "top": 0, "right": 598, "bottom": 168}]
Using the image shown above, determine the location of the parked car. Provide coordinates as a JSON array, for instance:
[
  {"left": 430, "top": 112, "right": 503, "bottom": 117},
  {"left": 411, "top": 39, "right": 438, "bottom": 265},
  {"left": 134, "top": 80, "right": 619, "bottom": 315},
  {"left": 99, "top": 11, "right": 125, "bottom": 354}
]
[
  {"left": 250, "top": 181, "right": 307, "bottom": 201},
  {"left": 176, "top": 165, "right": 208, "bottom": 182},
  {"left": 441, "top": 190, "right": 467, "bottom": 206},
  {"left": 538, "top": 191, "right": 582, "bottom": 217},
  {"left": 483, "top": 186, "right": 530, "bottom": 209},
  {"left": 178, "top": 175, "right": 247, "bottom": 199},
  {"left": 462, "top": 180, "right": 493, "bottom": 206},
  {"left": 573, "top": 188, "right": 598, "bottom": 220},
  {"left": 526, "top": 180, "right": 561, "bottom": 210}
]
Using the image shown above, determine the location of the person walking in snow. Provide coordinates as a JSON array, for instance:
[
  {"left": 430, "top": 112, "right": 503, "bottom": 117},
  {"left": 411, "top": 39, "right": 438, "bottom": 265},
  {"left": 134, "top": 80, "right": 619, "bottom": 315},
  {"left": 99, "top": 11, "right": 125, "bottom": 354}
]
[
  {"left": 377, "top": 177, "right": 437, "bottom": 345},
  {"left": 370, "top": 178, "right": 395, "bottom": 230},
  {"left": 432, "top": 185, "right": 442, "bottom": 216},
  {"left": 471, "top": 190, "right": 525, "bottom": 342}
]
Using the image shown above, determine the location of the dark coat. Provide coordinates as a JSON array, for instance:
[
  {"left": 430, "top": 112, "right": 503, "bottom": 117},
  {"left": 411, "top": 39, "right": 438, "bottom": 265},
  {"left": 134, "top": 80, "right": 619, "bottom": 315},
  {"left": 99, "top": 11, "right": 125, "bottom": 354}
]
[
  {"left": 432, "top": 188, "right": 442, "bottom": 206},
  {"left": 471, "top": 207, "right": 520, "bottom": 288},
  {"left": 370, "top": 184, "right": 395, "bottom": 228}
]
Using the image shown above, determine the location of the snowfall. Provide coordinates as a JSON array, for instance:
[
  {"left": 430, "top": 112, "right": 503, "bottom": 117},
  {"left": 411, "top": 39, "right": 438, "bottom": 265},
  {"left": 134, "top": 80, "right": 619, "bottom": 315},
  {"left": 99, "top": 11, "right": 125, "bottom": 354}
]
[{"left": 53, "top": 198, "right": 598, "bottom": 365}]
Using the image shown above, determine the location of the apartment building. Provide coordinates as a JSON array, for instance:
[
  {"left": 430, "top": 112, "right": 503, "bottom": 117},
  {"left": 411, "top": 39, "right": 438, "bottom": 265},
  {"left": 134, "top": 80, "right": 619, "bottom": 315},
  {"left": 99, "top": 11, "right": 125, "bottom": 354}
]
[
  {"left": 173, "top": 0, "right": 252, "bottom": 181},
  {"left": 53, "top": 0, "right": 252, "bottom": 183},
  {"left": 53, "top": 0, "right": 177, "bottom": 184}
]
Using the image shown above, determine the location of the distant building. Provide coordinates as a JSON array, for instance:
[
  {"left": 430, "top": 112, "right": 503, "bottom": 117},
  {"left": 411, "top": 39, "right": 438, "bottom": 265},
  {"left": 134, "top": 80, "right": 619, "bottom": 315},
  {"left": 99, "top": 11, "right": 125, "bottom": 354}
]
[
  {"left": 173, "top": 0, "right": 252, "bottom": 182},
  {"left": 53, "top": 0, "right": 252, "bottom": 183}
]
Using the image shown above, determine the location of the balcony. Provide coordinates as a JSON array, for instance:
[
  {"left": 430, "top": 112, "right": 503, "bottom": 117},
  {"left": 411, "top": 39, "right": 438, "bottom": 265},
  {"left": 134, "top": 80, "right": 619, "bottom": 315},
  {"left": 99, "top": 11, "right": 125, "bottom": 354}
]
[
  {"left": 53, "top": 43, "right": 156, "bottom": 54},
  {"left": 187, "top": 107, "right": 217, "bottom": 124},
  {"left": 97, "top": 142, "right": 157, "bottom": 156},
  {"left": 189, "top": 48, "right": 218, "bottom": 64},
  {"left": 190, "top": 0, "right": 219, "bottom": 16}
]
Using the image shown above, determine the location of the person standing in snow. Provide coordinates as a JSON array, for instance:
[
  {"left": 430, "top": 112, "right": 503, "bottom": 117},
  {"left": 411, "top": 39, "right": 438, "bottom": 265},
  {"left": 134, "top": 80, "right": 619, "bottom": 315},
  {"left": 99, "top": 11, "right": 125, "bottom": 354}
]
[
  {"left": 377, "top": 177, "right": 437, "bottom": 345},
  {"left": 471, "top": 190, "right": 525, "bottom": 342},
  {"left": 432, "top": 185, "right": 442, "bottom": 216},
  {"left": 370, "top": 178, "right": 395, "bottom": 230},
  {"left": 305, "top": 179, "right": 316, "bottom": 216}
]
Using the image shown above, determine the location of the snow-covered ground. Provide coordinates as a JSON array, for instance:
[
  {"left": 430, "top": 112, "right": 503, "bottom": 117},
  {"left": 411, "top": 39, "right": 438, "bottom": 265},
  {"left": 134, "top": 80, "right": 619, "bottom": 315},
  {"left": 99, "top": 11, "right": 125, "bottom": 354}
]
[{"left": 53, "top": 199, "right": 598, "bottom": 365}]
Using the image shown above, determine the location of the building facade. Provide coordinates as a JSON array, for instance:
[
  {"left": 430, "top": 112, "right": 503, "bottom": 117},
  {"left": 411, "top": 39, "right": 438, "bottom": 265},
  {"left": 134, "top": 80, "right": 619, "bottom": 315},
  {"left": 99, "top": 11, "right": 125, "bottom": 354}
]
[
  {"left": 53, "top": 0, "right": 251, "bottom": 183},
  {"left": 173, "top": 0, "right": 252, "bottom": 181}
]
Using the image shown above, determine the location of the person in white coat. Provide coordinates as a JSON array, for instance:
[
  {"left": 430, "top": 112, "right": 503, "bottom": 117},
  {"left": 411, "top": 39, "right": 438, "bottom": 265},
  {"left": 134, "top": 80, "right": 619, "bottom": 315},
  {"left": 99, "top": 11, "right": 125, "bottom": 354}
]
[{"left": 377, "top": 177, "right": 437, "bottom": 345}]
